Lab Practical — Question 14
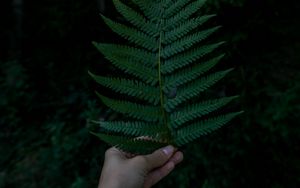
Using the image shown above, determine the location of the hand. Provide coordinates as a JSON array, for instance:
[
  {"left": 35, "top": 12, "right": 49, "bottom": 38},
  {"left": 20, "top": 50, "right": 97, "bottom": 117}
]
[{"left": 98, "top": 145, "right": 184, "bottom": 188}]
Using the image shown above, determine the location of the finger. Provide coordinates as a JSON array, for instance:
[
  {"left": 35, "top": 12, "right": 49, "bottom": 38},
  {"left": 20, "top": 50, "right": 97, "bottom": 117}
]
[
  {"left": 169, "top": 151, "right": 184, "bottom": 165},
  {"left": 144, "top": 145, "right": 175, "bottom": 170},
  {"left": 144, "top": 151, "right": 183, "bottom": 187},
  {"left": 144, "top": 161, "right": 175, "bottom": 188}
]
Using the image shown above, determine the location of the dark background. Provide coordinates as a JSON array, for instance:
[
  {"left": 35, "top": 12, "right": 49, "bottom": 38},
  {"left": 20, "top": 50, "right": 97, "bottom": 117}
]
[{"left": 1, "top": 0, "right": 299, "bottom": 187}]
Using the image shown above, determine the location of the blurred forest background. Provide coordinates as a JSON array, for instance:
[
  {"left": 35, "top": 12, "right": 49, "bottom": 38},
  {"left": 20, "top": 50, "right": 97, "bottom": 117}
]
[{"left": 0, "top": 0, "right": 299, "bottom": 187}]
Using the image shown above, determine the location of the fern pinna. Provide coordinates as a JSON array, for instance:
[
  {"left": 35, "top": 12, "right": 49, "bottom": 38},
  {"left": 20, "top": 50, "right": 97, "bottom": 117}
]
[{"left": 89, "top": 0, "right": 242, "bottom": 154}]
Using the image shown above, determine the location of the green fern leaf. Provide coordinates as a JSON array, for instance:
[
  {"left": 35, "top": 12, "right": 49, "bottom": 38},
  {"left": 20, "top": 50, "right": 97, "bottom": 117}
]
[
  {"left": 101, "top": 15, "right": 158, "bottom": 51},
  {"left": 93, "top": 43, "right": 157, "bottom": 85},
  {"left": 164, "top": 54, "right": 225, "bottom": 90},
  {"left": 175, "top": 112, "right": 243, "bottom": 146},
  {"left": 165, "top": 69, "right": 233, "bottom": 111},
  {"left": 165, "top": 14, "right": 216, "bottom": 43},
  {"left": 93, "top": 121, "right": 166, "bottom": 137},
  {"left": 165, "top": 0, "right": 207, "bottom": 28},
  {"left": 165, "top": 0, "right": 192, "bottom": 18},
  {"left": 112, "top": 0, "right": 159, "bottom": 37},
  {"left": 93, "top": 43, "right": 156, "bottom": 68},
  {"left": 163, "top": 26, "right": 221, "bottom": 58},
  {"left": 89, "top": 72, "right": 160, "bottom": 104},
  {"left": 90, "top": 0, "right": 242, "bottom": 154},
  {"left": 96, "top": 93, "right": 161, "bottom": 122},
  {"left": 170, "top": 96, "right": 239, "bottom": 128},
  {"left": 162, "top": 42, "right": 225, "bottom": 74},
  {"left": 131, "top": 0, "right": 160, "bottom": 21}
]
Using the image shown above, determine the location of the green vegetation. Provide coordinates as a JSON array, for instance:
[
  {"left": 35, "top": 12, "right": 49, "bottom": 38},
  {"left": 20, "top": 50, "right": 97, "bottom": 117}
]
[{"left": 0, "top": 0, "right": 299, "bottom": 187}]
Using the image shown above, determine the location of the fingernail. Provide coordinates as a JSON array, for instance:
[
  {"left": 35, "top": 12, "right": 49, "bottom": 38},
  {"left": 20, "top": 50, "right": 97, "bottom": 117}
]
[
  {"left": 174, "top": 152, "right": 183, "bottom": 162},
  {"left": 162, "top": 145, "right": 174, "bottom": 156}
]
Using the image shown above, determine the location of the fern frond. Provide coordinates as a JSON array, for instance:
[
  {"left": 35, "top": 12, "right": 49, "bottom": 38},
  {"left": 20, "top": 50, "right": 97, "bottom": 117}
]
[
  {"left": 163, "top": 26, "right": 221, "bottom": 58},
  {"left": 165, "top": 14, "right": 216, "bottom": 43},
  {"left": 93, "top": 43, "right": 157, "bottom": 85},
  {"left": 93, "top": 43, "right": 156, "bottom": 68},
  {"left": 164, "top": 54, "right": 225, "bottom": 90},
  {"left": 90, "top": 0, "right": 242, "bottom": 154},
  {"left": 95, "top": 121, "right": 165, "bottom": 137},
  {"left": 91, "top": 132, "right": 167, "bottom": 154},
  {"left": 162, "top": 42, "right": 225, "bottom": 74},
  {"left": 97, "top": 93, "right": 161, "bottom": 122},
  {"left": 101, "top": 15, "right": 158, "bottom": 51},
  {"left": 112, "top": 0, "right": 159, "bottom": 37},
  {"left": 165, "top": 69, "right": 233, "bottom": 111},
  {"left": 89, "top": 72, "right": 160, "bottom": 104},
  {"left": 170, "top": 96, "right": 239, "bottom": 128},
  {"left": 175, "top": 112, "right": 243, "bottom": 146},
  {"left": 166, "top": 0, "right": 207, "bottom": 29}
]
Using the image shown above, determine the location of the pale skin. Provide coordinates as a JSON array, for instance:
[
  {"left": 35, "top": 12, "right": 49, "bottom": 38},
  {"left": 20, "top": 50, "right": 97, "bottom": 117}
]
[{"left": 98, "top": 145, "right": 184, "bottom": 188}]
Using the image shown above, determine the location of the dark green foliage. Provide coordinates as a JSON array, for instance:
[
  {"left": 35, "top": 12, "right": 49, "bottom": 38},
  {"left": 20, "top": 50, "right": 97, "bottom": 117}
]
[{"left": 90, "top": 0, "right": 241, "bottom": 154}]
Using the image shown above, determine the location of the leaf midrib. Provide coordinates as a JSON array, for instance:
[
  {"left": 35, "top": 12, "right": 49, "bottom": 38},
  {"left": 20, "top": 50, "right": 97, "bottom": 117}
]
[{"left": 157, "top": 2, "right": 173, "bottom": 143}]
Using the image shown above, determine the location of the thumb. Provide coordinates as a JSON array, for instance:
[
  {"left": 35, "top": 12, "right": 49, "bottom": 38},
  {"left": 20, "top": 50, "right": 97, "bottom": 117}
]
[{"left": 144, "top": 145, "right": 175, "bottom": 171}]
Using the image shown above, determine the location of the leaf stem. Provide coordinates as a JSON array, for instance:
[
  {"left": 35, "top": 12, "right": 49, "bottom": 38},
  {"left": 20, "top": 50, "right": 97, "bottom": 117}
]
[{"left": 158, "top": 6, "right": 174, "bottom": 143}]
